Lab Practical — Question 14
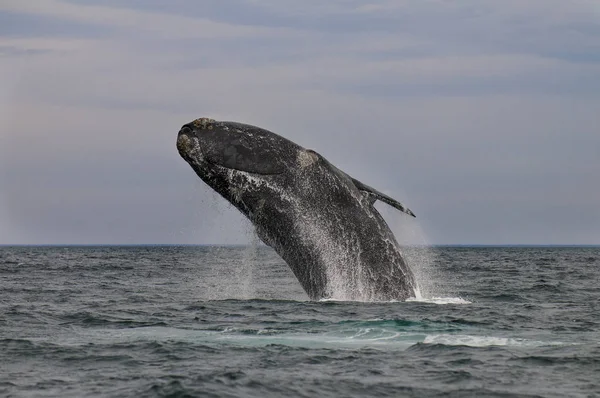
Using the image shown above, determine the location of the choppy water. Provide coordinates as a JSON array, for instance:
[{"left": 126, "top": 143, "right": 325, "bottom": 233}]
[{"left": 1, "top": 245, "right": 599, "bottom": 397}]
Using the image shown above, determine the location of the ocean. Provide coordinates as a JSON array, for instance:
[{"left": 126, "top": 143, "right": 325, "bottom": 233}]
[{"left": 1, "top": 245, "right": 598, "bottom": 397}]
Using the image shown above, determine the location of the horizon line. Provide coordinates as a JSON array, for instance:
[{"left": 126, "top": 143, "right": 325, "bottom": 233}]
[{"left": 0, "top": 244, "right": 598, "bottom": 248}]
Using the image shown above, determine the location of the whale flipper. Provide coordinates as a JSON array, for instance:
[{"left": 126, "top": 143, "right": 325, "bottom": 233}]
[{"left": 350, "top": 177, "right": 416, "bottom": 218}]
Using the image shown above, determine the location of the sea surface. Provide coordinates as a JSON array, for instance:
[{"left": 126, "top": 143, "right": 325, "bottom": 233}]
[{"left": 0, "top": 245, "right": 598, "bottom": 397}]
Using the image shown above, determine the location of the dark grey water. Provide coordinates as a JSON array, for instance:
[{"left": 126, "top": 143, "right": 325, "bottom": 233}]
[{"left": 1, "top": 245, "right": 599, "bottom": 397}]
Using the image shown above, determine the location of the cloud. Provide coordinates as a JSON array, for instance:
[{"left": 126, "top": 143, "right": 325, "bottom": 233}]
[
  {"left": 1, "top": 0, "right": 304, "bottom": 39},
  {"left": 1, "top": 0, "right": 599, "bottom": 244}
]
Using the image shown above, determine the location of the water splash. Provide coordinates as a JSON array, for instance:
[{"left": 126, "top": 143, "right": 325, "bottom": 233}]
[
  {"left": 208, "top": 220, "right": 261, "bottom": 300},
  {"left": 376, "top": 201, "right": 444, "bottom": 300},
  {"left": 236, "top": 170, "right": 381, "bottom": 301},
  {"left": 198, "top": 167, "right": 442, "bottom": 302},
  {"left": 183, "top": 186, "right": 262, "bottom": 300},
  {"left": 235, "top": 224, "right": 261, "bottom": 299}
]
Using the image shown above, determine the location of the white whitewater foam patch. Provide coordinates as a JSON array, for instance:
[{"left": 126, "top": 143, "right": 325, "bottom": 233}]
[
  {"left": 318, "top": 298, "right": 396, "bottom": 303},
  {"left": 57, "top": 325, "right": 572, "bottom": 351},
  {"left": 423, "top": 334, "right": 567, "bottom": 348},
  {"left": 216, "top": 329, "right": 422, "bottom": 350},
  {"left": 317, "top": 296, "right": 471, "bottom": 304},
  {"left": 408, "top": 286, "right": 471, "bottom": 304},
  {"left": 406, "top": 296, "right": 472, "bottom": 305},
  {"left": 63, "top": 326, "right": 421, "bottom": 350}
]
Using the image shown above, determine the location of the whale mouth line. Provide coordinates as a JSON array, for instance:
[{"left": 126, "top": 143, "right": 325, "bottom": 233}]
[
  {"left": 178, "top": 129, "right": 284, "bottom": 176},
  {"left": 205, "top": 158, "right": 285, "bottom": 176}
]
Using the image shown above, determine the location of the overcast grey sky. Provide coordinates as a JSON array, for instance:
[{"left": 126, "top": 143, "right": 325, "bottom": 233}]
[{"left": 1, "top": 0, "right": 599, "bottom": 245}]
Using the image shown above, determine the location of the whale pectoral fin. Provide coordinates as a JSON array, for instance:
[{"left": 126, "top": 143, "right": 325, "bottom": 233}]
[
  {"left": 351, "top": 177, "right": 416, "bottom": 218},
  {"left": 364, "top": 192, "right": 377, "bottom": 206}
]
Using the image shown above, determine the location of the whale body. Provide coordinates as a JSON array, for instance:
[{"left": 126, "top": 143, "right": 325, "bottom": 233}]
[{"left": 177, "top": 118, "right": 417, "bottom": 301}]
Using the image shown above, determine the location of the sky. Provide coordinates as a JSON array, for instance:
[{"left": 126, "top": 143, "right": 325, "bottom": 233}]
[{"left": 0, "top": 0, "right": 599, "bottom": 245}]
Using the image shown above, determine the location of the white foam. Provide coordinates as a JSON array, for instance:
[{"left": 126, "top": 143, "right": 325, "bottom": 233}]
[
  {"left": 49, "top": 325, "right": 571, "bottom": 352},
  {"left": 57, "top": 325, "right": 421, "bottom": 350},
  {"left": 317, "top": 296, "right": 471, "bottom": 304},
  {"left": 423, "top": 334, "right": 566, "bottom": 347},
  {"left": 317, "top": 297, "right": 391, "bottom": 303},
  {"left": 406, "top": 296, "right": 472, "bottom": 305}
]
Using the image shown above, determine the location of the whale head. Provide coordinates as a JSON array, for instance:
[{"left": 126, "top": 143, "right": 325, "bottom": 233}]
[
  {"left": 177, "top": 118, "right": 301, "bottom": 175},
  {"left": 177, "top": 117, "right": 307, "bottom": 215}
]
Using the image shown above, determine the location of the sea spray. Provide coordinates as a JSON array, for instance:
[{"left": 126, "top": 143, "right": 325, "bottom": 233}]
[{"left": 376, "top": 201, "right": 444, "bottom": 299}]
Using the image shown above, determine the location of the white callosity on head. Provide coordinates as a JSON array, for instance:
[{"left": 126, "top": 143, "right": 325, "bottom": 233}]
[
  {"left": 181, "top": 136, "right": 204, "bottom": 164},
  {"left": 297, "top": 149, "right": 318, "bottom": 168},
  {"left": 176, "top": 134, "right": 199, "bottom": 160},
  {"left": 191, "top": 117, "right": 216, "bottom": 130}
]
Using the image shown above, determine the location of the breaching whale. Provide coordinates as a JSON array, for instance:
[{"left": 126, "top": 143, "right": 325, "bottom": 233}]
[{"left": 177, "top": 118, "right": 417, "bottom": 301}]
